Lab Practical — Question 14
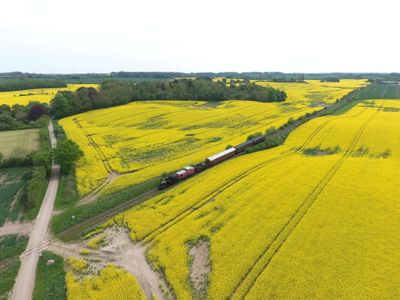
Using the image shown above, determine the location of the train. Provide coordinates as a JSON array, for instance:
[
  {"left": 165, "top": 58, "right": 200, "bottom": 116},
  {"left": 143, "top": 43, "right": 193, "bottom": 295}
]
[{"left": 158, "top": 134, "right": 266, "bottom": 189}]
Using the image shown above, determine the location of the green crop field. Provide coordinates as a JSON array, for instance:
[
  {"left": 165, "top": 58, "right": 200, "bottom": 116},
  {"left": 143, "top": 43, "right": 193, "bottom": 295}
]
[
  {"left": 354, "top": 83, "right": 400, "bottom": 99},
  {"left": 0, "top": 129, "right": 40, "bottom": 158},
  {"left": 0, "top": 167, "right": 30, "bottom": 226}
]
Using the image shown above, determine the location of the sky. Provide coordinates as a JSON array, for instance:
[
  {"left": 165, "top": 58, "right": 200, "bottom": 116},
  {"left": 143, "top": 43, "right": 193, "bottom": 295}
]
[{"left": 1, "top": 0, "right": 400, "bottom": 74}]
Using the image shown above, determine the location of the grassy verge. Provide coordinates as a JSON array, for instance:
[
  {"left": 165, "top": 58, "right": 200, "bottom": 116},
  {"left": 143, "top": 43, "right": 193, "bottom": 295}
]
[
  {"left": 23, "top": 166, "right": 49, "bottom": 221},
  {"left": 0, "top": 235, "right": 29, "bottom": 299},
  {"left": 33, "top": 251, "right": 66, "bottom": 300},
  {"left": 52, "top": 178, "right": 159, "bottom": 238},
  {"left": 0, "top": 235, "right": 29, "bottom": 261},
  {"left": 53, "top": 120, "right": 80, "bottom": 210},
  {"left": 0, "top": 262, "right": 20, "bottom": 299},
  {"left": 332, "top": 99, "right": 362, "bottom": 115},
  {"left": 55, "top": 172, "right": 79, "bottom": 210}
]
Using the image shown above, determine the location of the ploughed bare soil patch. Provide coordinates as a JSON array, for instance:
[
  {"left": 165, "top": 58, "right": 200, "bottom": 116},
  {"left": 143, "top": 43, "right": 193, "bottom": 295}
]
[{"left": 189, "top": 239, "right": 211, "bottom": 299}]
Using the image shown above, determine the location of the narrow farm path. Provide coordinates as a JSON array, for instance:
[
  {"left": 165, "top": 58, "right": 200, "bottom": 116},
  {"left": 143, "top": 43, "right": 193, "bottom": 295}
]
[
  {"left": 11, "top": 121, "right": 60, "bottom": 300},
  {"left": 0, "top": 221, "right": 33, "bottom": 237},
  {"left": 77, "top": 171, "right": 118, "bottom": 205}
]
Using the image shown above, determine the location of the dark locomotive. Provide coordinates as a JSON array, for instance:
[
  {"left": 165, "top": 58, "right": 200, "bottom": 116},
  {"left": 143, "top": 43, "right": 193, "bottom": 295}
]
[{"left": 158, "top": 134, "right": 266, "bottom": 189}]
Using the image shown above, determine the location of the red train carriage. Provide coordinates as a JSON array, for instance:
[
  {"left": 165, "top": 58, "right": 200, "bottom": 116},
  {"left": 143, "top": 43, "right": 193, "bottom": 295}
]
[{"left": 175, "top": 166, "right": 195, "bottom": 179}]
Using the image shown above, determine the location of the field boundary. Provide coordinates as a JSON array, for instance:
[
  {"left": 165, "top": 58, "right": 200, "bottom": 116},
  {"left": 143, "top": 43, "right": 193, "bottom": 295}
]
[{"left": 72, "top": 118, "right": 112, "bottom": 173}]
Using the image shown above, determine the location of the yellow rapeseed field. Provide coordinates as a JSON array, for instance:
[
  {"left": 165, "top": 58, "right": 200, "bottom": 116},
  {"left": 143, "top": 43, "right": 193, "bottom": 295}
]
[
  {"left": 256, "top": 79, "right": 368, "bottom": 105},
  {"left": 0, "top": 84, "right": 98, "bottom": 106},
  {"left": 66, "top": 264, "right": 145, "bottom": 300},
  {"left": 245, "top": 100, "right": 400, "bottom": 299},
  {"left": 99, "top": 99, "right": 400, "bottom": 299},
  {"left": 60, "top": 80, "right": 366, "bottom": 196},
  {"left": 60, "top": 100, "right": 310, "bottom": 195}
]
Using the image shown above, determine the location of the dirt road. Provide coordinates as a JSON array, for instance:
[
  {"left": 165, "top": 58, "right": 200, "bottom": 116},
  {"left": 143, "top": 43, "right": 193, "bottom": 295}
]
[
  {"left": 48, "top": 227, "right": 170, "bottom": 300},
  {"left": 12, "top": 121, "right": 59, "bottom": 300},
  {"left": 0, "top": 222, "right": 32, "bottom": 237}
]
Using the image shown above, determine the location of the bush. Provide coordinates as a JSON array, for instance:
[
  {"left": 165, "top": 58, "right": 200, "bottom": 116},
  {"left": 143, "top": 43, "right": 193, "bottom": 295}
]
[
  {"left": 246, "top": 132, "right": 263, "bottom": 141},
  {"left": 33, "top": 251, "right": 66, "bottom": 300},
  {"left": 52, "top": 121, "right": 67, "bottom": 141},
  {"left": 54, "top": 139, "right": 83, "bottom": 174},
  {"left": 32, "top": 150, "right": 52, "bottom": 174},
  {"left": 265, "top": 126, "right": 277, "bottom": 135},
  {"left": 1, "top": 153, "right": 33, "bottom": 168},
  {"left": 32, "top": 116, "right": 50, "bottom": 128},
  {"left": 0, "top": 113, "right": 18, "bottom": 130},
  {"left": 26, "top": 166, "right": 47, "bottom": 209}
]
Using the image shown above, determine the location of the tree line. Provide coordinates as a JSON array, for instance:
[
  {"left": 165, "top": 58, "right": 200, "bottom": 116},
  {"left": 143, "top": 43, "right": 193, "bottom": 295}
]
[
  {"left": 2, "top": 71, "right": 400, "bottom": 82},
  {"left": 49, "top": 78, "right": 287, "bottom": 118},
  {"left": 320, "top": 77, "right": 340, "bottom": 82},
  {"left": 0, "top": 78, "right": 66, "bottom": 92},
  {"left": 0, "top": 102, "right": 49, "bottom": 131}
]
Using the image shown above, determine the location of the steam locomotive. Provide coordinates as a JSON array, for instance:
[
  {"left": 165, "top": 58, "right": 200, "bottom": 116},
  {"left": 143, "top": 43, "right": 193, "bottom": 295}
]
[{"left": 158, "top": 135, "right": 266, "bottom": 189}]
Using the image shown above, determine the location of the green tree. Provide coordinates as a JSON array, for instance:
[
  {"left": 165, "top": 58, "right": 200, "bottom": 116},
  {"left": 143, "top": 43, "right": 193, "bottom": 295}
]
[
  {"left": 0, "top": 113, "right": 17, "bottom": 130},
  {"left": 265, "top": 126, "right": 277, "bottom": 135},
  {"left": 49, "top": 92, "right": 75, "bottom": 118},
  {"left": 54, "top": 139, "right": 84, "bottom": 174},
  {"left": 33, "top": 150, "right": 52, "bottom": 174},
  {"left": 33, "top": 116, "right": 50, "bottom": 128}
]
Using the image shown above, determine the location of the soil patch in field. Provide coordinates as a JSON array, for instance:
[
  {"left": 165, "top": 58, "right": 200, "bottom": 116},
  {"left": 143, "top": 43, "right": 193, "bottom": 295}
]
[
  {"left": 189, "top": 239, "right": 211, "bottom": 299},
  {"left": 49, "top": 226, "right": 171, "bottom": 300}
]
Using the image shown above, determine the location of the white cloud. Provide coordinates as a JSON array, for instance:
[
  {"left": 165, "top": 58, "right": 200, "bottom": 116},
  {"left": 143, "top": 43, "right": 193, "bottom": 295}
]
[{"left": 1, "top": 0, "right": 399, "bottom": 73}]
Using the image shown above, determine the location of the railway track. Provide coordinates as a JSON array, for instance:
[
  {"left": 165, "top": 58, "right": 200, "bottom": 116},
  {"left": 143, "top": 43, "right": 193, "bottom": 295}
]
[
  {"left": 65, "top": 109, "right": 354, "bottom": 243},
  {"left": 141, "top": 116, "right": 335, "bottom": 243},
  {"left": 0, "top": 187, "right": 160, "bottom": 272},
  {"left": 0, "top": 100, "right": 367, "bottom": 274},
  {"left": 1, "top": 94, "right": 366, "bottom": 271},
  {"left": 59, "top": 187, "right": 159, "bottom": 241}
]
